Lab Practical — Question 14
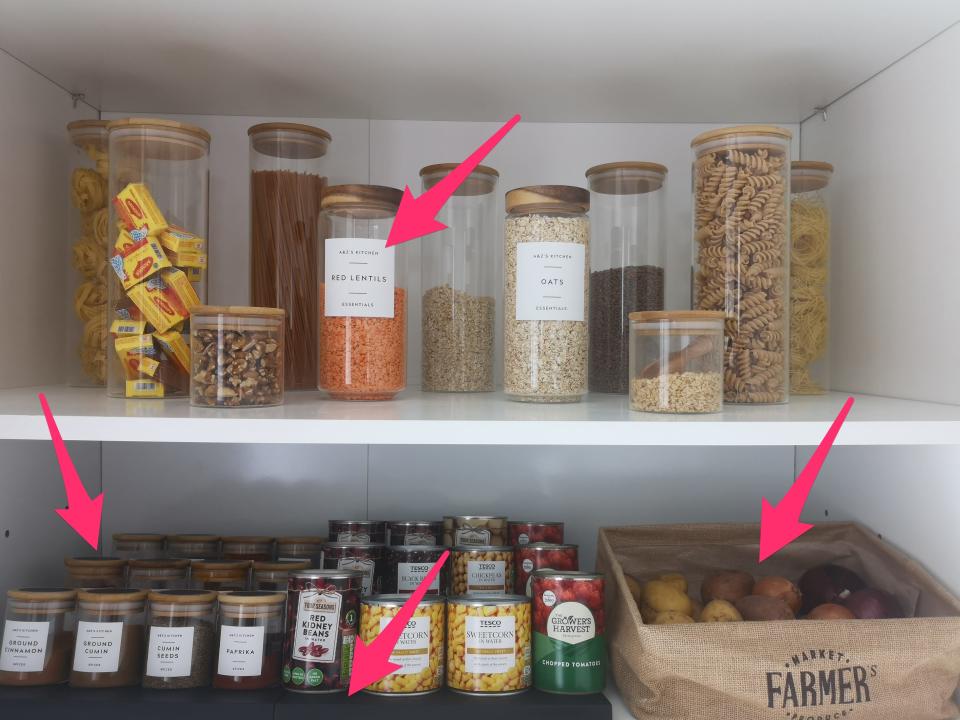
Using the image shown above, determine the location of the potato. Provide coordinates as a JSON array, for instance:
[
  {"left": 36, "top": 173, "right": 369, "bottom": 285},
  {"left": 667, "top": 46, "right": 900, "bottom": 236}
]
[
  {"left": 639, "top": 603, "right": 658, "bottom": 624},
  {"left": 624, "top": 574, "right": 644, "bottom": 604},
  {"left": 644, "top": 580, "right": 694, "bottom": 616},
  {"left": 735, "top": 594, "right": 795, "bottom": 621},
  {"left": 653, "top": 610, "right": 695, "bottom": 625},
  {"left": 699, "top": 599, "right": 743, "bottom": 623},
  {"left": 753, "top": 576, "right": 803, "bottom": 614},
  {"left": 657, "top": 573, "right": 688, "bottom": 594},
  {"left": 701, "top": 570, "right": 755, "bottom": 604}
]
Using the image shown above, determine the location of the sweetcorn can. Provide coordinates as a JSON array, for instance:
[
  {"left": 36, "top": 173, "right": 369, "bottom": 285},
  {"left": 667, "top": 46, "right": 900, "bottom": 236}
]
[
  {"left": 446, "top": 595, "right": 531, "bottom": 695},
  {"left": 360, "top": 595, "right": 445, "bottom": 695}
]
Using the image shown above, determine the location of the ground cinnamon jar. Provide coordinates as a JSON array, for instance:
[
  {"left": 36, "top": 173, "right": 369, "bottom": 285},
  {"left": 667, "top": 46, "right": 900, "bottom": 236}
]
[
  {"left": 190, "top": 560, "right": 250, "bottom": 591},
  {"left": 64, "top": 557, "right": 127, "bottom": 589},
  {"left": 215, "top": 591, "right": 285, "bottom": 690},
  {"left": 69, "top": 588, "right": 146, "bottom": 688},
  {"left": 0, "top": 588, "right": 76, "bottom": 686}
]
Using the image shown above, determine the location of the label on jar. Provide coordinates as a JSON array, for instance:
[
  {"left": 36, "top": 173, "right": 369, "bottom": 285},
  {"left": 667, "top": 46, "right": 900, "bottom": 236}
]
[
  {"left": 73, "top": 621, "right": 123, "bottom": 673},
  {"left": 217, "top": 625, "right": 265, "bottom": 677},
  {"left": 465, "top": 615, "right": 515, "bottom": 674},
  {"left": 324, "top": 238, "right": 396, "bottom": 318},
  {"left": 380, "top": 615, "right": 429, "bottom": 675},
  {"left": 398, "top": 562, "right": 440, "bottom": 593},
  {"left": 515, "top": 242, "right": 585, "bottom": 322},
  {"left": 293, "top": 590, "right": 342, "bottom": 664},
  {"left": 338, "top": 557, "right": 376, "bottom": 595},
  {"left": 145, "top": 626, "right": 194, "bottom": 678},
  {"left": 0, "top": 620, "right": 49, "bottom": 672},
  {"left": 467, "top": 560, "right": 506, "bottom": 593},
  {"left": 455, "top": 527, "right": 490, "bottom": 546}
]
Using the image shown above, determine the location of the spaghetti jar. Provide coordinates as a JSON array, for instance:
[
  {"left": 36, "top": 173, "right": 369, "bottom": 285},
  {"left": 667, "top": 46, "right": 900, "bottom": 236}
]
[
  {"left": 69, "top": 588, "right": 146, "bottom": 688},
  {"left": 446, "top": 515, "right": 508, "bottom": 547},
  {"left": 504, "top": 186, "right": 590, "bottom": 403},
  {"left": 128, "top": 559, "right": 190, "bottom": 591},
  {"left": 451, "top": 546, "right": 515, "bottom": 596},
  {"left": 221, "top": 536, "right": 275, "bottom": 562},
  {"left": 360, "top": 595, "right": 445, "bottom": 695},
  {"left": 508, "top": 521, "right": 564, "bottom": 546},
  {"left": 253, "top": 560, "right": 311, "bottom": 591},
  {"left": 691, "top": 125, "right": 792, "bottom": 404},
  {"left": 387, "top": 520, "right": 443, "bottom": 546},
  {"left": 215, "top": 591, "right": 286, "bottom": 690},
  {"left": 64, "top": 557, "right": 126, "bottom": 590},
  {"left": 515, "top": 544, "right": 579, "bottom": 596},
  {"left": 105, "top": 118, "right": 209, "bottom": 399},
  {"left": 322, "top": 543, "right": 385, "bottom": 596},
  {"left": 329, "top": 520, "right": 386, "bottom": 544},
  {"left": 283, "top": 570, "right": 363, "bottom": 693},
  {"left": 276, "top": 536, "right": 326, "bottom": 565},
  {"left": 419, "top": 164, "right": 498, "bottom": 392},
  {"left": 0, "top": 588, "right": 76, "bottom": 686},
  {"left": 189, "top": 561, "right": 250, "bottom": 591},
  {"left": 66, "top": 120, "right": 109, "bottom": 387},
  {"left": 790, "top": 161, "right": 834, "bottom": 395},
  {"left": 167, "top": 534, "right": 220, "bottom": 561},
  {"left": 383, "top": 546, "right": 447, "bottom": 595},
  {"left": 447, "top": 595, "right": 531, "bottom": 695},
  {"left": 318, "top": 185, "right": 406, "bottom": 400},
  {"left": 112, "top": 533, "right": 165, "bottom": 560},
  {"left": 142, "top": 590, "right": 216, "bottom": 689}
]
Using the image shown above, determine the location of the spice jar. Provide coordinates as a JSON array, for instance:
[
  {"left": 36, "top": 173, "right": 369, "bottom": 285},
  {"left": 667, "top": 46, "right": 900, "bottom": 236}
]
[
  {"left": 66, "top": 120, "right": 109, "bottom": 387},
  {"left": 451, "top": 546, "right": 515, "bottom": 596},
  {"left": 215, "top": 591, "right": 285, "bottom": 690},
  {"left": 70, "top": 588, "right": 146, "bottom": 688},
  {"left": 64, "top": 557, "right": 127, "bottom": 590},
  {"left": 515, "top": 544, "right": 579, "bottom": 596},
  {"left": 692, "top": 125, "right": 792, "bottom": 404},
  {"left": 128, "top": 559, "right": 190, "bottom": 591},
  {"left": 387, "top": 520, "right": 443, "bottom": 547},
  {"left": 629, "top": 310, "right": 724, "bottom": 414},
  {"left": 190, "top": 561, "right": 250, "bottom": 591},
  {"left": 360, "top": 595, "right": 445, "bottom": 695},
  {"left": 444, "top": 515, "right": 508, "bottom": 547},
  {"left": 383, "top": 546, "right": 447, "bottom": 595},
  {"left": 282, "top": 570, "right": 363, "bottom": 693},
  {"left": 586, "top": 162, "right": 667, "bottom": 394},
  {"left": 190, "top": 306, "right": 285, "bottom": 407},
  {"left": 329, "top": 520, "right": 386, "bottom": 544},
  {"left": 143, "top": 590, "right": 216, "bottom": 689},
  {"left": 112, "top": 533, "right": 166, "bottom": 560},
  {"left": 221, "top": 536, "right": 275, "bottom": 562},
  {"left": 167, "top": 534, "right": 220, "bottom": 561},
  {"left": 419, "top": 164, "right": 498, "bottom": 393},
  {"left": 447, "top": 595, "right": 531, "bottom": 695},
  {"left": 276, "top": 536, "right": 326, "bottom": 565},
  {"left": 322, "top": 543, "right": 385, "bottom": 596},
  {"left": 504, "top": 185, "right": 590, "bottom": 403},
  {"left": 790, "top": 161, "right": 834, "bottom": 395},
  {"left": 318, "top": 185, "right": 406, "bottom": 400},
  {"left": 508, "top": 521, "right": 564, "bottom": 546},
  {"left": 106, "top": 118, "right": 209, "bottom": 399},
  {"left": 249, "top": 123, "right": 330, "bottom": 391},
  {"left": 253, "top": 560, "right": 311, "bottom": 591},
  {"left": 0, "top": 588, "right": 76, "bottom": 686}
]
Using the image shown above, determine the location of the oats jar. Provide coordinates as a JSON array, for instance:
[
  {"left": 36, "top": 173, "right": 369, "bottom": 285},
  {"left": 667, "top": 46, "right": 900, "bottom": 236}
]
[
  {"left": 0, "top": 588, "right": 77, "bottom": 686},
  {"left": 447, "top": 595, "right": 531, "bottom": 695}
]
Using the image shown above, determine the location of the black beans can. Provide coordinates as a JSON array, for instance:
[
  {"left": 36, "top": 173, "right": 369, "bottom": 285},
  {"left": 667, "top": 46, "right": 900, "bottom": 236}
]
[{"left": 383, "top": 546, "right": 447, "bottom": 595}]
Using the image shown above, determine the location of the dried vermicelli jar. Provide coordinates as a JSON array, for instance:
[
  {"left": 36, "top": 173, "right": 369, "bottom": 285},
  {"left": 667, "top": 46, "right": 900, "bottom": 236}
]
[
  {"left": 112, "top": 533, "right": 165, "bottom": 560},
  {"left": 0, "top": 588, "right": 76, "bottom": 686},
  {"left": 70, "top": 588, "right": 146, "bottom": 688},
  {"left": 447, "top": 595, "right": 531, "bottom": 695},
  {"left": 253, "top": 560, "right": 312, "bottom": 592},
  {"left": 361, "top": 595, "right": 445, "bottom": 695},
  {"left": 691, "top": 125, "right": 791, "bottom": 404},
  {"left": 127, "top": 559, "right": 190, "bottom": 591},
  {"left": 64, "top": 557, "right": 127, "bottom": 590},
  {"left": 215, "top": 591, "right": 286, "bottom": 690},
  {"left": 190, "top": 561, "right": 250, "bottom": 591},
  {"left": 504, "top": 186, "right": 590, "bottom": 403},
  {"left": 790, "top": 161, "right": 833, "bottom": 395},
  {"left": 143, "top": 590, "right": 216, "bottom": 689}
]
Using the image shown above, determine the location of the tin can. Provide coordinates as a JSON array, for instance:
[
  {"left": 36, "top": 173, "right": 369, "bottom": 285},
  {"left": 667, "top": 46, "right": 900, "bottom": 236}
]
[
  {"left": 282, "top": 570, "right": 363, "bottom": 693},
  {"left": 531, "top": 571, "right": 606, "bottom": 694},
  {"left": 387, "top": 520, "right": 443, "bottom": 546},
  {"left": 508, "top": 521, "right": 564, "bottom": 546},
  {"left": 383, "top": 546, "right": 447, "bottom": 595},
  {"left": 328, "top": 520, "right": 386, "bottom": 544},
  {"left": 515, "top": 543, "right": 579, "bottom": 595},
  {"left": 447, "top": 595, "right": 531, "bottom": 695},
  {"left": 443, "top": 516, "right": 508, "bottom": 547},
  {"left": 451, "top": 546, "right": 514, "bottom": 596},
  {"left": 322, "top": 543, "right": 384, "bottom": 596},
  {"left": 360, "top": 595, "right": 445, "bottom": 695}
]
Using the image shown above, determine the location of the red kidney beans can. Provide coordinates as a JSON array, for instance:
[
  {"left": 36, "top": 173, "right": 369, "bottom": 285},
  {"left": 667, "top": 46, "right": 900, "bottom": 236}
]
[
  {"left": 384, "top": 546, "right": 447, "bottom": 595},
  {"left": 515, "top": 543, "right": 579, "bottom": 595},
  {"left": 322, "top": 543, "right": 384, "bottom": 597},
  {"left": 282, "top": 570, "right": 363, "bottom": 693},
  {"left": 508, "top": 521, "right": 564, "bottom": 546},
  {"left": 531, "top": 571, "right": 605, "bottom": 694},
  {"left": 328, "top": 520, "right": 386, "bottom": 544},
  {"left": 387, "top": 520, "right": 443, "bottom": 546}
]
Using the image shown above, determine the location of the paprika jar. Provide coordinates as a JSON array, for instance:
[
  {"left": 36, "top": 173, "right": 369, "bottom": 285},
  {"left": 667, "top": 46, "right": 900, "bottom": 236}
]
[
  {"left": 0, "top": 588, "right": 76, "bottom": 686},
  {"left": 508, "top": 521, "right": 564, "bottom": 546},
  {"left": 515, "top": 543, "right": 579, "bottom": 596},
  {"left": 276, "top": 536, "right": 326, "bottom": 565},
  {"left": 70, "top": 588, "right": 146, "bottom": 688},
  {"left": 190, "top": 560, "right": 250, "bottom": 591},
  {"left": 253, "top": 560, "right": 311, "bottom": 591},
  {"left": 112, "top": 533, "right": 166, "bottom": 560},
  {"left": 221, "top": 536, "right": 274, "bottom": 562},
  {"left": 215, "top": 591, "right": 286, "bottom": 690},
  {"left": 318, "top": 185, "right": 406, "bottom": 400},
  {"left": 64, "top": 557, "right": 127, "bottom": 589},
  {"left": 451, "top": 546, "right": 515, "bottom": 596},
  {"left": 143, "top": 590, "right": 216, "bottom": 689},
  {"left": 128, "top": 559, "right": 189, "bottom": 591},
  {"left": 328, "top": 519, "right": 386, "bottom": 544},
  {"left": 322, "top": 543, "right": 384, "bottom": 597},
  {"left": 167, "top": 534, "right": 219, "bottom": 561},
  {"left": 447, "top": 595, "right": 531, "bottom": 696},
  {"left": 383, "top": 546, "right": 447, "bottom": 596}
]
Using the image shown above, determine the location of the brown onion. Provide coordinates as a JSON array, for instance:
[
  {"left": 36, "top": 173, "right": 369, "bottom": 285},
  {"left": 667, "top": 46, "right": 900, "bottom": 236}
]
[{"left": 753, "top": 576, "right": 803, "bottom": 614}]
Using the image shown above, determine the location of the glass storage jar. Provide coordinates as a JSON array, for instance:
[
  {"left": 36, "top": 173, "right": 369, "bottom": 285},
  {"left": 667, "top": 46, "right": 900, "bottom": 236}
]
[
  {"left": 504, "top": 186, "right": 590, "bottom": 403},
  {"left": 64, "top": 557, "right": 127, "bottom": 590},
  {"left": 419, "top": 164, "right": 498, "bottom": 393},
  {"left": 143, "top": 590, "right": 216, "bottom": 689},
  {"left": 790, "top": 161, "right": 833, "bottom": 395},
  {"left": 70, "top": 588, "right": 146, "bottom": 688},
  {"left": 105, "top": 118, "right": 209, "bottom": 399},
  {"left": 319, "top": 185, "right": 406, "bottom": 400},
  {"left": 249, "top": 123, "right": 330, "bottom": 391},
  {"left": 127, "top": 559, "right": 189, "bottom": 591},
  {"left": 691, "top": 125, "right": 791, "bottom": 404},
  {"left": 66, "top": 120, "right": 109, "bottom": 387},
  {"left": 190, "top": 561, "right": 250, "bottom": 591},
  {"left": 628, "top": 310, "right": 724, "bottom": 414},
  {"left": 112, "top": 533, "right": 165, "bottom": 560},
  {"left": 221, "top": 536, "right": 275, "bottom": 561},
  {"left": 167, "top": 534, "right": 220, "bottom": 561},
  {"left": 253, "top": 560, "right": 311, "bottom": 591},
  {"left": 214, "top": 591, "right": 286, "bottom": 690},
  {"left": 586, "top": 162, "right": 667, "bottom": 394},
  {"left": 276, "top": 536, "right": 326, "bottom": 565},
  {"left": 190, "top": 306, "right": 285, "bottom": 407},
  {"left": 0, "top": 588, "right": 76, "bottom": 686}
]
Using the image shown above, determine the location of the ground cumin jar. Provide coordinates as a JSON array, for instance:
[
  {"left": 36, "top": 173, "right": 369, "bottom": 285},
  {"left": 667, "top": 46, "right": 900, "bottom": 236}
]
[
  {"left": 508, "top": 521, "right": 564, "bottom": 546},
  {"left": 322, "top": 543, "right": 384, "bottom": 596},
  {"left": 515, "top": 544, "right": 579, "bottom": 596},
  {"left": 112, "top": 533, "right": 166, "bottom": 560},
  {"left": 360, "top": 595, "right": 445, "bottom": 695},
  {"left": 128, "top": 558, "right": 190, "bottom": 591},
  {"left": 282, "top": 570, "right": 363, "bottom": 693},
  {"left": 64, "top": 557, "right": 127, "bottom": 589},
  {"left": 253, "top": 560, "right": 311, "bottom": 591},
  {"left": 328, "top": 519, "right": 386, "bottom": 544},
  {"left": 387, "top": 520, "right": 443, "bottom": 546},
  {"left": 70, "top": 588, "right": 146, "bottom": 688},
  {"left": 215, "top": 591, "right": 285, "bottom": 690},
  {"left": 143, "top": 590, "right": 216, "bottom": 689},
  {"left": 222, "top": 536, "right": 275, "bottom": 561},
  {"left": 383, "top": 546, "right": 447, "bottom": 595},
  {"left": 0, "top": 588, "right": 76, "bottom": 686},
  {"left": 451, "top": 546, "right": 515, "bottom": 596},
  {"left": 276, "top": 536, "right": 326, "bottom": 564},
  {"left": 447, "top": 595, "right": 531, "bottom": 695},
  {"left": 190, "top": 560, "right": 250, "bottom": 591},
  {"left": 167, "top": 534, "right": 220, "bottom": 560}
]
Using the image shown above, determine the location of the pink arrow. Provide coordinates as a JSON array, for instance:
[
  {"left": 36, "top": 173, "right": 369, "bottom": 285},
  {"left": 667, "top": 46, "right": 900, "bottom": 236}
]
[
  {"left": 348, "top": 550, "right": 449, "bottom": 695},
  {"left": 758, "top": 396, "right": 854, "bottom": 562},
  {"left": 38, "top": 393, "right": 103, "bottom": 549},
  {"left": 385, "top": 115, "right": 521, "bottom": 248}
]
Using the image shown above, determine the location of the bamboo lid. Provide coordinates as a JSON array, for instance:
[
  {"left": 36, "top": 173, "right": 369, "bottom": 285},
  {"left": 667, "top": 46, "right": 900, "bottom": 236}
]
[
  {"left": 792, "top": 161, "right": 834, "bottom": 193},
  {"left": 107, "top": 117, "right": 211, "bottom": 143},
  {"left": 691, "top": 125, "right": 793, "bottom": 147},
  {"left": 276, "top": 536, "right": 326, "bottom": 545},
  {"left": 192, "top": 305, "right": 285, "bottom": 319},
  {"left": 248, "top": 122, "right": 331, "bottom": 159},
  {"left": 218, "top": 591, "right": 286, "bottom": 607},
  {"left": 586, "top": 161, "right": 668, "bottom": 195},
  {"left": 221, "top": 536, "right": 274, "bottom": 544},
  {"left": 68, "top": 120, "right": 109, "bottom": 132},
  {"left": 65, "top": 557, "right": 127, "bottom": 570},
  {"left": 8, "top": 588, "right": 76, "bottom": 602},
  {"left": 148, "top": 589, "right": 217, "bottom": 604},
  {"left": 129, "top": 558, "right": 190, "bottom": 570},
  {"left": 192, "top": 560, "right": 250, "bottom": 572},
  {"left": 253, "top": 559, "right": 311, "bottom": 572},
  {"left": 505, "top": 185, "right": 589, "bottom": 214},
  {"left": 107, "top": 118, "right": 210, "bottom": 161},
  {"left": 321, "top": 184, "right": 403, "bottom": 217},
  {"left": 629, "top": 310, "right": 725, "bottom": 323},
  {"left": 420, "top": 163, "right": 499, "bottom": 196},
  {"left": 68, "top": 120, "right": 109, "bottom": 151},
  {"left": 78, "top": 588, "right": 147, "bottom": 603},
  {"left": 113, "top": 533, "right": 165, "bottom": 543},
  {"left": 168, "top": 534, "right": 219, "bottom": 544}
]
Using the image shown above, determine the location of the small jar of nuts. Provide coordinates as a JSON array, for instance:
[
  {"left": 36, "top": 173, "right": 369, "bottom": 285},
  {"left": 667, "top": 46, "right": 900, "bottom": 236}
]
[
  {"left": 190, "top": 306, "right": 284, "bottom": 407},
  {"left": 451, "top": 546, "right": 515, "bottom": 596}
]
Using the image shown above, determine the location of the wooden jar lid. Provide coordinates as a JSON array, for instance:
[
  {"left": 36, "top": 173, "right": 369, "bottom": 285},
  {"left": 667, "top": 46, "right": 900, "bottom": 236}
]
[
  {"left": 113, "top": 533, "right": 165, "bottom": 543},
  {"left": 586, "top": 161, "right": 668, "bottom": 195},
  {"left": 107, "top": 117, "right": 210, "bottom": 160},
  {"left": 8, "top": 588, "right": 76, "bottom": 602},
  {"left": 77, "top": 588, "right": 147, "bottom": 603},
  {"left": 253, "top": 559, "right": 311, "bottom": 572},
  {"left": 792, "top": 161, "right": 834, "bottom": 193},
  {"left": 129, "top": 558, "right": 191, "bottom": 570},
  {"left": 147, "top": 589, "right": 217, "bottom": 604},
  {"left": 629, "top": 310, "right": 725, "bottom": 322},
  {"left": 248, "top": 122, "right": 331, "bottom": 159},
  {"left": 321, "top": 184, "right": 403, "bottom": 218},
  {"left": 420, "top": 163, "right": 499, "bottom": 196},
  {"left": 691, "top": 124, "right": 793, "bottom": 148},
  {"left": 505, "top": 185, "right": 589, "bottom": 214}
]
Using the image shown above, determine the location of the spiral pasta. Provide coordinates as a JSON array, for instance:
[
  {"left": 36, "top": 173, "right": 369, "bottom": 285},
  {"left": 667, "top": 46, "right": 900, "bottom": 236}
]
[{"left": 789, "top": 197, "right": 830, "bottom": 393}]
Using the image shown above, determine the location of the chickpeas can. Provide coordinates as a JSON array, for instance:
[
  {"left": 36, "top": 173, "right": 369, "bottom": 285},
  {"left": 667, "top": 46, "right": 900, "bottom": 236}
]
[
  {"left": 447, "top": 595, "right": 531, "bottom": 695},
  {"left": 360, "top": 595, "right": 445, "bottom": 695},
  {"left": 452, "top": 546, "right": 514, "bottom": 596},
  {"left": 443, "top": 516, "right": 508, "bottom": 547},
  {"left": 531, "top": 571, "right": 606, "bottom": 694}
]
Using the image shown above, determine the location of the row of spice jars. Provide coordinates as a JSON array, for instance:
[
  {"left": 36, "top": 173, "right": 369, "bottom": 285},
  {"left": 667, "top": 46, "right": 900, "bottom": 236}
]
[{"left": 110, "top": 534, "right": 327, "bottom": 563}]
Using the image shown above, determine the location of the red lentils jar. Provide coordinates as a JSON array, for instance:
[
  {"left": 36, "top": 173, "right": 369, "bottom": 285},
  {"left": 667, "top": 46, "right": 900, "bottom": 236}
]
[
  {"left": 515, "top": 544, "right": 579, "bottom": 595},
  {"left": 509, "top": 521, "right": 564, "bottom": 546}
]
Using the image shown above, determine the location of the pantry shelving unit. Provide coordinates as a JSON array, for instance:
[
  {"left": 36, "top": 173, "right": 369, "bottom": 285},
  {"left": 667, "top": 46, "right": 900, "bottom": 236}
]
[{"left": 1, "top": 2, "right": 960, "bottom": 719}]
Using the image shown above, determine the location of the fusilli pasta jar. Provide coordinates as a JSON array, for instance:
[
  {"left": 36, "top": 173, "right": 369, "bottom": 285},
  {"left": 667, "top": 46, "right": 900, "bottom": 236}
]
[
  {"left": 790, "top": 161, "right": 833, "bottom": 395},
  {"left": 691, "top": 126, "right": 792, "bottom": 404}
]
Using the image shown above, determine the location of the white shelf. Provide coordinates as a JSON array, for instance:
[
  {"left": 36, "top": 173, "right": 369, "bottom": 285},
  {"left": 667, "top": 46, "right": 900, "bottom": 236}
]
[{"left": 1, "top": 386, "right": 959, "bottom": 445}]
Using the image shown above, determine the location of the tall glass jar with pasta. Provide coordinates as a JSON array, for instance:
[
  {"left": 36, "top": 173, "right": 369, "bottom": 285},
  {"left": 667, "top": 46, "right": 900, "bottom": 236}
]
[
  {"left": 691, "top": 126, "right": 791, "bottom": 404},
  {"left": 249, "top": 123, "right": 330, "bottom": 391},
  {"left": 105, "top": 118, "right": 210, "bottom": 399},
  {"left": 790, "top": 161, "right": 833, "bottom": 395}
]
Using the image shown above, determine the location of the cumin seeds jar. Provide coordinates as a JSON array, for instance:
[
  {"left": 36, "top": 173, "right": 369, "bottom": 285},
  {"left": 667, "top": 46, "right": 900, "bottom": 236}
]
[
  {"left": 142, "top": 589, "right": 216, "bottom": 689},
  {"left": 447, "top": 595, "right": 531, "bottom": 695},
  {"left": 0, "top": 588, "right": 76, "bottom": 686}
]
